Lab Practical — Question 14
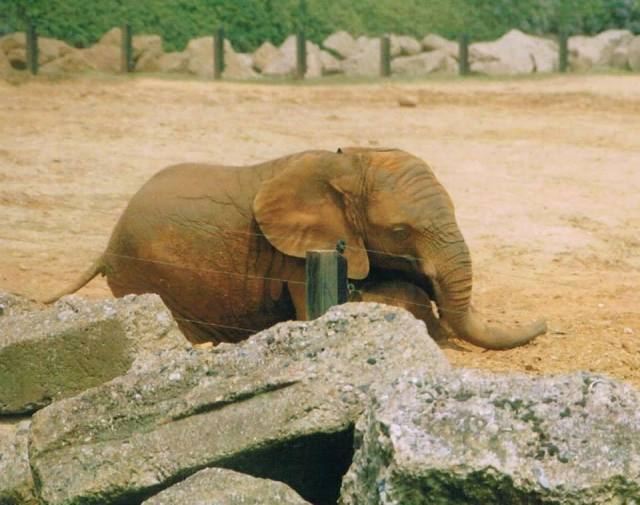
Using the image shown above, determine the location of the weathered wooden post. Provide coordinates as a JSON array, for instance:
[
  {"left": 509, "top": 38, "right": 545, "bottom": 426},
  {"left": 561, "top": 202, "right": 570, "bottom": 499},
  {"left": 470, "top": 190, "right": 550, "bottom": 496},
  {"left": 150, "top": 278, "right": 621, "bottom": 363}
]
[
  {"left": 214, "top": 26, "right": 225, "bottom": 79},
  {"left": 121, "top": 23, "right": 133, "bottom": 73},
  {"left": 458, "top": 33, "right": 470, "bottom": 76},
  {"left": 559, "top": 31, "right": 569, "bottom": 73},
  {"left": 380, "top": 34, "right": 391, "bottom": 77},
  {"left": 26, "top": 22, "right": 38, "bottom": 75},
  {"left": 305, "top": 242, "right": 348, "bottom": 320},
  {"left": 295, "top": 29, "right": 307, "bottom": 80}
]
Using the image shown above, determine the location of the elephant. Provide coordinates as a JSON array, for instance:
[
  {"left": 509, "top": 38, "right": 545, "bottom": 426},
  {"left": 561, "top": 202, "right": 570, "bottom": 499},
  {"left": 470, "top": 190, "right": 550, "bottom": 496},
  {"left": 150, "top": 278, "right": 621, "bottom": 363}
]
[{"left": 44, "top": 147, "right": 546, "bottom": 349}]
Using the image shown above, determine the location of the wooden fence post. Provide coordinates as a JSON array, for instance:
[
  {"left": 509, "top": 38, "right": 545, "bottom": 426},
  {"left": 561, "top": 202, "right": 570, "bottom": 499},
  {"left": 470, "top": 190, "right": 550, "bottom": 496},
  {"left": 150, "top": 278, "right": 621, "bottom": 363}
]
[
  {"left": 458, "top": 33, "right": 470, "bottom": 76},
  {"left": 380, "top": 34, "right": 391, "bottom": 77},
  {"left": 296, "top": 29, "right": 307, "bottom": 80},
  {"left": 214, "top": 26, "right": 225, "bottom": 79},
  {"left": 559, "top": 31, "right": 568, "bottom": 73},
  {"left": 121, "top": 23, "right": 133, "bottom": 73},
  {"left": 26, "top": 23, "right": 38, "bottom": 75},
  {"left": 305, "top": 245, "right": 348, "bottom": 320}
]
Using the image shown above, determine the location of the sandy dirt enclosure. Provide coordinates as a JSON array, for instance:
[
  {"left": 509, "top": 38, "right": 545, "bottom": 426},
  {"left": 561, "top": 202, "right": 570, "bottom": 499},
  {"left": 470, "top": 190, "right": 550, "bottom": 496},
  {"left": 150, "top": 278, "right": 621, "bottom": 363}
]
[{"left": 1, "top": 73, "right": 639, "bottom": 385}]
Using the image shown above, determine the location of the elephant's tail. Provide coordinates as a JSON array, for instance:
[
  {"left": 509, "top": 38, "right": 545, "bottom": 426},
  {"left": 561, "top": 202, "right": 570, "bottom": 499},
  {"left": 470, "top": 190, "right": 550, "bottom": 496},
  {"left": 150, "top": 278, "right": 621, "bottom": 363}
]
[{"left": 41, "top": 256, "right": 106, "bottom": 304}]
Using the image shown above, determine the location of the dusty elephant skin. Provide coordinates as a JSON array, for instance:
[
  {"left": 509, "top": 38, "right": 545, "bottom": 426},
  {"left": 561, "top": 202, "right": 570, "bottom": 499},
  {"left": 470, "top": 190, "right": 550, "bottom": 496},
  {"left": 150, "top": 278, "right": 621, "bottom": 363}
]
[{"left": 44, "top": 148, "right": 546, "bottom": 349}]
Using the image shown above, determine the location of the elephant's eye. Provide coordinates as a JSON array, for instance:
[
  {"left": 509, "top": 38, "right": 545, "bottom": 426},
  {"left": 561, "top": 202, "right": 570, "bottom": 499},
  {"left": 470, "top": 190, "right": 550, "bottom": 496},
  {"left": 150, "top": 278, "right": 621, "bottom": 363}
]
[{"left": 391, "top": 225, "right": 411, "bottom": 241}]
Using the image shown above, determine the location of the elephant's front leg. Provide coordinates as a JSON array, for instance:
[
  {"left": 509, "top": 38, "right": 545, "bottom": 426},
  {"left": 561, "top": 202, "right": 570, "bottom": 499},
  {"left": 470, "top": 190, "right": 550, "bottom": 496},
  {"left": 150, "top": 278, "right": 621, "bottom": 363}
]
[
  {"left": 354, "top": 281, "right": 451, "bottom": 342},
  {"left": 288, "top": 282, "right": 308, "bottom": 320}
]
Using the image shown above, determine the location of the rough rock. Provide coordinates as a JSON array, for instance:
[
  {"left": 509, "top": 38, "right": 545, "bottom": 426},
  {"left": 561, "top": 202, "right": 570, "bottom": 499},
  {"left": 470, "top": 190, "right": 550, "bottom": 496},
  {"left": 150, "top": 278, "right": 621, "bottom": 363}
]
[
  {"left": 41, "top": 51, "right": 96, "bottom": 73},
  {"left": 323, "top": 30, "right": 358, "bottom": 59},
  {"left": 133, "top": 34, "right": 163, "bottom": 61},
  {"left": 186, "top": 36, "right": 257, "bottom": 79},
  {"left": 570, "top": 30, "right": 634, "bottom": 71},
  {"left": 0, "top": 293, "right": 186, "bottom": 414},
  {"left": 82, "top": 43, "right": 120, "bottom": 73},
  {"left": 320, "top": 49, "right": 343, "bottom": 75},
  {"left": 397, "top": 95, "right": 418, "bottom": 107},
  {"left": 99, "top": 27, "right": 122, "bottom": 47},
  {"left": 341, "top": 369, "right": 640, "bottom": 504},
  {"left": 29, "top": 303, "right": 449, "bottom": 505},
  {"left": 0, "top": 292, "right": 40, "bottom": 318},
  {"left": 392, "top": 49, "right": 456, "bottom": 76},
  {"left": 263, "top": 35, "right": 322, "bottom": 78},
  {"left": 389, "top": 35, "right": 422, "bottom": 56},
  {"left": 594, "top": 29, "right": 635, "bottom": 66},
  {"left": 38, "top": 37, "right": 75, "bottom": 65},
  {"left": 343, "top": 36, "right": 381, "bottom": 77},
  {"left": 611, "top": 44, "right": 630, "bottom": 69},
  {"left": 142, "top": 467, "right": 311, "bottom": 505},
  {"left": 252, "top": 41, "right": 282, "bottom": 73},
  {"left": 0, "top": 50, "right": 11, "bottom": 75},
  {"left": 0, "top": 419, "right": 37, "bottom": 504},
  {"left": 157, "top": 51, "right": 189, "bottom": 73},
  {"left": 135, "top": 51, "right": 162, "bottom": 72},
  {"left": 6, "top": 47, "right": 27, "bottom": 70},
  {"left": 629, "top": 36, "right": 640, "bottom": 71},
  {"left": 471, "top": 29, "right": 557, "bottom": 75},
  {"left": 569, "top": 35, "right": 604, "bottom": 71},
  {"left": 0, "top": 32, "right": 26, "bottom": 56},
  {"left": 422, "top": 33, "right": 459, "bottom": 59}
]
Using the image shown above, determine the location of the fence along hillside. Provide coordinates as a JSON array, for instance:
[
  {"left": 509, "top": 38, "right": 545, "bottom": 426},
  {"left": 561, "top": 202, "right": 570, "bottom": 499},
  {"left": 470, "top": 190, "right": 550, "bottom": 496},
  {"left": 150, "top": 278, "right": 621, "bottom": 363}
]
[{"left": 2, "top": 24, "right": 639, "bottom": 79}]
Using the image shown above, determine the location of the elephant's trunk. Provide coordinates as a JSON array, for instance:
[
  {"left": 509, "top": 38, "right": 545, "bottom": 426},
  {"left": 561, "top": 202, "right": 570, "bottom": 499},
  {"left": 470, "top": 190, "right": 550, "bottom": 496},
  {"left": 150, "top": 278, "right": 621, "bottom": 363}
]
[{"left": 432, "top": 240, "right": 546, "bottom": 350}]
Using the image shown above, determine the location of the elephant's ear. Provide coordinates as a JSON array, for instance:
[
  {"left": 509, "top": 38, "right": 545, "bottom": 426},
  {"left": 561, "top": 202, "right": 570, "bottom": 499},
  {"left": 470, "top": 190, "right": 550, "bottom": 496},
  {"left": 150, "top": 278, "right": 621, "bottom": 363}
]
[{"left": 253, "top": 152, "right": 369, "bottom": 280}]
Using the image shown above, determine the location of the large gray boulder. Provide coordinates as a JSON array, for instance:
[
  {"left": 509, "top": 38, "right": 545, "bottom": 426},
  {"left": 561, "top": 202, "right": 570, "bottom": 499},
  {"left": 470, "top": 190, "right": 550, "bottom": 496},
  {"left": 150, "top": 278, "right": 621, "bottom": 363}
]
[
  {"left": 471, "top": 29, "right": 558, "bottom": 75},
  {"left": 341, "top": 369, "right": 640, "bottom": 504},
  {"left": 186, "top": 36, "right": 257, "bottom": 79},
  {"left": 41, "top": 51, "right": 96, "bottom": 74},
  {"left": 391, "top": 49, "right": 456, "bottom": 76},
  {"left": 421, "top": 33, "right": 458, "bottom": 59},
  {"left": 0, "top": 50, "right": 11, "bottom": 75},
  {"left": 629, "top": 36, "right": 640, "bottom": 71},
  {"left": 389, "top": 35, "right": 422, "bottom": 57},
  {"left": 343, "top": 36, "right": 382, "bottom": 77},
  {"left": 133, "top": 34, "right": 163, "bottom": 60},
  {"left": 157, "top": 51, "right": 189, "bottom": 73},
  {"left": 252, "top": 41, "right": 283, "bottom": 73},
  {"left": 142, "top": 467, "right": 311, "bottom": 504},
  {"left": 323, "top": 31, "right": 358, "bottom": 59},
  {"left": 29, "top": 303, "right": 449, "bottom": 505},
  {"left": 0, "top": 419, "right": 37, "bottom": 505},
  {"left": 99, "top": 27, "right": 122, "bottom": 46},
  {"left": 81, "top": 43, "right": 121, "bottom": 73},
  {"left": 570, "top": 30, "right": 634, "bottom": 71},
  {"left": 0, "top": 292, "right": 40, "bottom": 318},
  {"left": 0, "top": 32, "right": 26, "bottom": 55},
  {"left": 0, "top": 293, "right": 186, "bottom": 414},
  {"left": 262, "top": 35, "right": 323, "bottom": 78}
]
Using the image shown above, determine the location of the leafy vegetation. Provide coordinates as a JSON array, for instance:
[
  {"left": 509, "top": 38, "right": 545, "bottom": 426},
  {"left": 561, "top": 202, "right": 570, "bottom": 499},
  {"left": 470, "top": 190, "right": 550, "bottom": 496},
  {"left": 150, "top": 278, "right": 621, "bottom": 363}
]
[{"left": 1, "top": 0, "right": 639, "bottom": 51}]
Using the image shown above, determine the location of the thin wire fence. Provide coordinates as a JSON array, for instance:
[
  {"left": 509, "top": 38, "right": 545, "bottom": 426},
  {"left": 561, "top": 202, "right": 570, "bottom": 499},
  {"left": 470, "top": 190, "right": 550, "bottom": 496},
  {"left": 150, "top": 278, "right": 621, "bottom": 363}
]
[{"left": 0, "top": 217, "right": 632, "bottom": 338}]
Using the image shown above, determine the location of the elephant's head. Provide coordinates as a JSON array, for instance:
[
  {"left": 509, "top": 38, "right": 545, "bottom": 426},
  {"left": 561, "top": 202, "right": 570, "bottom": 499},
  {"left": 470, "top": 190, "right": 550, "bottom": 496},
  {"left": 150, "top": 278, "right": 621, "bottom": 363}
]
[{"left": 253, "top": 148, "right": 546, "bottom": 349}]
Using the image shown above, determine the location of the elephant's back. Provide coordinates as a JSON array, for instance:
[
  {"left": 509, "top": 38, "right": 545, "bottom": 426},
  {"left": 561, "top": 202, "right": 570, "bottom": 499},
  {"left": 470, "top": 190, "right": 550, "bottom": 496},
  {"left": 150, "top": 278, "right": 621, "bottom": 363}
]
[{"left": 102, "top": 161, "right": 291, "bottom": 343}]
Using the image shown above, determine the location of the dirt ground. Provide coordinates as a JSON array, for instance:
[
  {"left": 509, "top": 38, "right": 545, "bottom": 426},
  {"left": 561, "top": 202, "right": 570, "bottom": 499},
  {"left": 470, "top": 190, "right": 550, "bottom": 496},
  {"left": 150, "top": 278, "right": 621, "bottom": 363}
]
[{"left": 1, "top": 73, "right": 638, "bottom": 385}]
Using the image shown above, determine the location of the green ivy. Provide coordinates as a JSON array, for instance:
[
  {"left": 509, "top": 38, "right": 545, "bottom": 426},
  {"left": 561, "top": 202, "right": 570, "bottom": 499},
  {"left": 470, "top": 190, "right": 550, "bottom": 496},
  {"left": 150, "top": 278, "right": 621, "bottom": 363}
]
[{"left": 1, "top": 0, "right": 639, "bottom": 51}]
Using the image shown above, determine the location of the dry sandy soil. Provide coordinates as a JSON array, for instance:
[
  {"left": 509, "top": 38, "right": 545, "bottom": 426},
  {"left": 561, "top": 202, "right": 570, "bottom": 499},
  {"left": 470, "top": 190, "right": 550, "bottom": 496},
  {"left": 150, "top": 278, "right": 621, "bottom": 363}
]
[{"left": 1, "top": 73, "right": 639, "bottom": 385}]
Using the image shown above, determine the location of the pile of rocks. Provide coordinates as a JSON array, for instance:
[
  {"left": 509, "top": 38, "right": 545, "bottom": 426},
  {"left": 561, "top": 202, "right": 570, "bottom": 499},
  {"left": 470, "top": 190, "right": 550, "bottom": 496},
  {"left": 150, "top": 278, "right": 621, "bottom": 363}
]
[
  {"left": 1, "top": 290, "right": 639, "bottom": 504},
  {"left": 2, "top": 27, "right": 639, "bottom": 80}
]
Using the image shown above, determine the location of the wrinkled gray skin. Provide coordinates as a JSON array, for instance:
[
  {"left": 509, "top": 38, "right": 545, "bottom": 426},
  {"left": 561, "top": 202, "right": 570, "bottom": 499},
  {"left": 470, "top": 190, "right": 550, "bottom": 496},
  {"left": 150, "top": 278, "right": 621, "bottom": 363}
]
[{"left": 44, "top": 147, "right": 546, "bottom": 349}]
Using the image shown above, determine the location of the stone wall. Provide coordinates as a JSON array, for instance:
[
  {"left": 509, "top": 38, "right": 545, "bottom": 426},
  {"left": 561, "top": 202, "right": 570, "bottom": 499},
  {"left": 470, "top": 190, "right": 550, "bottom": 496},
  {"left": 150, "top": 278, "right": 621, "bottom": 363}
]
[{"left": 2, "top": 28, "right": 639, "bottom": 80}]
